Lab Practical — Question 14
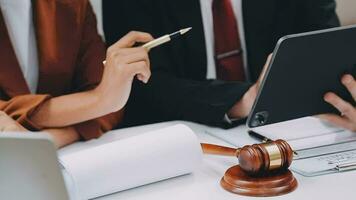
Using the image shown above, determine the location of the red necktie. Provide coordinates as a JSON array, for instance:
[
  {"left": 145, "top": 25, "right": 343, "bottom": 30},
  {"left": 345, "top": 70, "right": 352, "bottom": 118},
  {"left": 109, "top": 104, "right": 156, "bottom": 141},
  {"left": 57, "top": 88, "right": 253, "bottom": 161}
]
[{"left": 213, "top": 0, "right": 245, "bottom": 81}]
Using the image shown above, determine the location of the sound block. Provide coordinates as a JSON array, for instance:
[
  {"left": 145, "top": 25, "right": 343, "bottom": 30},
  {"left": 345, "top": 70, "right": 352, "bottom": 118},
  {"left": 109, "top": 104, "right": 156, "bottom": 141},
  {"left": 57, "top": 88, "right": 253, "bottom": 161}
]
[{"left": 220, "top": 165, "right": 298, "bottom": 197}]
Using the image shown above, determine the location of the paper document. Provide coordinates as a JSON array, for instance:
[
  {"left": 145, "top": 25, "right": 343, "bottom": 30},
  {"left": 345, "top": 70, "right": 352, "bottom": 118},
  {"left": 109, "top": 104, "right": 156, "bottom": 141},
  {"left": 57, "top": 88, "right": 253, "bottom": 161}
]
[
  {"left": 252, "top": 117, "right": 343, "bottom": 140},
  {"left": 252, "top": 117, "right": 356, "bottom": 150},
  {"left": 59, "top": 124, "right": 203, "bottom": 200}
]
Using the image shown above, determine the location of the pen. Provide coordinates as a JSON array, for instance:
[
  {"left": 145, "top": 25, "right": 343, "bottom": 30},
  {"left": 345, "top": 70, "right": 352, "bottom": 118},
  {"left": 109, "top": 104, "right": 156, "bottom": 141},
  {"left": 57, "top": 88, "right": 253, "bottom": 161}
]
[
  {"left": 142, "top": 27, "right": 192, "bottom": 50},
  {"left": 103, "top": 27, "right": 192, "bottom": 65},
  {"left": 248, "top": 130, "right": 272, "bottom": 143}
]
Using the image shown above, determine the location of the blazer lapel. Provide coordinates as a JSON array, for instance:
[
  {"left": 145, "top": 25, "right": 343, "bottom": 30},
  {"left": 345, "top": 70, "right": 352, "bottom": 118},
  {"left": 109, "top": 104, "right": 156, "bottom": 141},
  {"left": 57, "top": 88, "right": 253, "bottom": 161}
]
[
  {"left": 0, "top": 8, "right": 30, "bottom": 97},
  {"left": 242, "top": 0, "right": 276, "bottom": 81},
  {"left": 0, "top": 0, "right": 59, "bottom": 97},
  {"left": 242, "top": 0, "right": 276, "bottom": 33},
  {"left": 166, "top": 0, "right": 207, "bottom": 79},
  {"left": 32, "top": 0, "right": 58, "bottom": 93}
]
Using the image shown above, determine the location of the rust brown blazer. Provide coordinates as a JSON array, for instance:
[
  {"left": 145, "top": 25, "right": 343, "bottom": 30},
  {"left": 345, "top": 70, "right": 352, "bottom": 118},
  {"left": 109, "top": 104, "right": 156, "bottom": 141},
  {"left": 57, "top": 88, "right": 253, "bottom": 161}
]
[{"left": 0, "top": 0, "right": 123, "bottom": 140}]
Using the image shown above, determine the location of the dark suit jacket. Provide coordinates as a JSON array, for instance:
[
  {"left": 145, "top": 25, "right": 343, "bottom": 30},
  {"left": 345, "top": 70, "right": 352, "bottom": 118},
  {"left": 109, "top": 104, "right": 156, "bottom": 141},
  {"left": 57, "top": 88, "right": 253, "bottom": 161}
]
[
  {"left": 0, "top": 0, "right": 123, "bottom": 140},
  {"left": 103, "top": 0, "right": 340, "bottom": 127}
]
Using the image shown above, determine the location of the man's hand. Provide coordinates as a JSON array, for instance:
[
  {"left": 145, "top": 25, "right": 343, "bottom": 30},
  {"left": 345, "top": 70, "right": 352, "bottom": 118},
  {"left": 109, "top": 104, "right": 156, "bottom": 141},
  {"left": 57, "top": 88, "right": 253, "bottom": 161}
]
[
  {"left": 228, "top": 54, "right": 272, "bottom": 119},
  {"left": 0, "top": 111, "right": 27, "bottom": 132},
  {"left": 319, "top": 74, "right": 356, "bottom": 132}
]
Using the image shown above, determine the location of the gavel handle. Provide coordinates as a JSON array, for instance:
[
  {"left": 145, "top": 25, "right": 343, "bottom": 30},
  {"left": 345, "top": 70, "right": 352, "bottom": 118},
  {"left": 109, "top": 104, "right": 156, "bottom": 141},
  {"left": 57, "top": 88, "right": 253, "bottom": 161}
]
[{"left": 201, "top": 143, "right": 240, "bottom": 157}]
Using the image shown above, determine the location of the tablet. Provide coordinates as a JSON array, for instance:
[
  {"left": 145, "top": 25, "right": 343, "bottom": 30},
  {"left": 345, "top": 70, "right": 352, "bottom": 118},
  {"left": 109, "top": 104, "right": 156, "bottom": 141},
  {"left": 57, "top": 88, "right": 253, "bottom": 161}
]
[{"left": 247, "top": 25, "right": 356, "bottom": 128}]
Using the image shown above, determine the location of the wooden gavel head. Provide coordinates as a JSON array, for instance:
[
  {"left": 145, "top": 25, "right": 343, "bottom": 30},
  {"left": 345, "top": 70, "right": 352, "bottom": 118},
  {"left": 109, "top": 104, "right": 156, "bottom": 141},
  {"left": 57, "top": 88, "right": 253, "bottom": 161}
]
[
  {"left": 237, "top": 140, "right": 293, "bottom": 176},
  {"left": 215, "top": 140, "right": 298, "bottom": 196},
  {"left": 201, "top": 139, "right": 294, "bottom": 176}
]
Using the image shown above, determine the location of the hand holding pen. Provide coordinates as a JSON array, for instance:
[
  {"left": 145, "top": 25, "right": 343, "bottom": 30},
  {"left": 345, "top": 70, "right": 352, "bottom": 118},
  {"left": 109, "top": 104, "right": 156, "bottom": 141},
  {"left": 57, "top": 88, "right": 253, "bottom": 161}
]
[
  {"left": 103, "top": 27, "right": 192, "bottom": 64},
  {"left": 96, "top": 28, "right": 192, "bottom": 113}
]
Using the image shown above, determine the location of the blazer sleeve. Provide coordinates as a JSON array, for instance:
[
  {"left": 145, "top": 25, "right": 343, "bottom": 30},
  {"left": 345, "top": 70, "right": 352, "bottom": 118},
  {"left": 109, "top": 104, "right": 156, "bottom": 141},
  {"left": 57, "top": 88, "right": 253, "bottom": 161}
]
[
  {"left": 0, "top": 94, "right": 51, "bottom": 130},
  {"left": 103, "top": 0, "right": 251, "bottom": 128},
  {"left": 0, "top": 3, "right": 123, "bottom": 140},
  {"left": 123, "top": 73, "right": 251, "bottom": 128},
  {"left": 70, "top": 2, "right": 124, "bottom": 140}
]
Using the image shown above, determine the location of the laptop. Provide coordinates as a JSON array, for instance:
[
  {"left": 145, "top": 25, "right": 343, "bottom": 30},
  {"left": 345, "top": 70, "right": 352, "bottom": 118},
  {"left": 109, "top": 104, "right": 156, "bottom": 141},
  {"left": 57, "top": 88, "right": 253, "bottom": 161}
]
[{"left": 0, "top": 133, "right": 70, "bottom": 200}]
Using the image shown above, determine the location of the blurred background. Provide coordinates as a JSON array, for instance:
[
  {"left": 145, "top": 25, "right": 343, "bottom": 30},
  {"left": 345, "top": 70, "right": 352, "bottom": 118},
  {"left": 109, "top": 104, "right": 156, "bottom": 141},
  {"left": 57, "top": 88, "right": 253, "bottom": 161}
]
[{"left": 89, "top": 0, "right": 356, "bottom": 38}]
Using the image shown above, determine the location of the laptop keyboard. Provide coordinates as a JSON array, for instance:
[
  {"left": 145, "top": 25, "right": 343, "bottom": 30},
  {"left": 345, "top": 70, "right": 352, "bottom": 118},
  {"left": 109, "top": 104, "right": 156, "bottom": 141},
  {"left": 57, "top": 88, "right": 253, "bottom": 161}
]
[{"left": 317, "top": 150, "right": 356, "bottom": 164}]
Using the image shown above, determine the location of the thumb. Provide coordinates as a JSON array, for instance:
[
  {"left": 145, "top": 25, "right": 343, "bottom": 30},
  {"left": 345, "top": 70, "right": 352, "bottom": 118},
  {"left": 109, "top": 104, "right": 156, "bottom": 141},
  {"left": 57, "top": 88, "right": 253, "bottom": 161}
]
[{"left": 257, "top": 53, "right": 273, "bottom": 87}]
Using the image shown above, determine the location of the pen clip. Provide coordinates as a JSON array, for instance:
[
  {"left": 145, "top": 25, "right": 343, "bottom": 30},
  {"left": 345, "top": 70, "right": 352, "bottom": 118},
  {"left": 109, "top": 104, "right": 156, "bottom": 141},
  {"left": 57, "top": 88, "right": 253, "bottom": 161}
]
[{"left": 335, "top": 161, "right": 356, "bottom": 171}]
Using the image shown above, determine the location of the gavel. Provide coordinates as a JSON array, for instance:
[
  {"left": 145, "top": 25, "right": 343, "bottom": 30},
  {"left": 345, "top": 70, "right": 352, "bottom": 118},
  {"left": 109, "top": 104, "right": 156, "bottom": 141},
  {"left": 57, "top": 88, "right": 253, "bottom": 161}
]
[{"left": 201, "top": 140, "right": 294, "bottom": 176}]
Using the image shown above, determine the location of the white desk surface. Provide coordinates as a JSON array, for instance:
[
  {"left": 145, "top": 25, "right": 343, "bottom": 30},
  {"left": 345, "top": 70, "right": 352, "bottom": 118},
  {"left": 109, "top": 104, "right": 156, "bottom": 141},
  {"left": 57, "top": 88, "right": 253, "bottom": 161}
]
[{"left": 89, "top": 121, "right": 356, "bottom": 200}]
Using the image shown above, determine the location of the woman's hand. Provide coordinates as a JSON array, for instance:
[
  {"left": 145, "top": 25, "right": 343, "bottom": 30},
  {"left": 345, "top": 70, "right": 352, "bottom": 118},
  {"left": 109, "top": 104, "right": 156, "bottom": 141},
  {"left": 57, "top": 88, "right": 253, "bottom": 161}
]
[
  {"left": 320, "top": 74, "right": 356, "bottom": 132},
  {"left": 30, "top": 31, "right": 154, "bottom": 128},
  {"left": 95, "top": 31, "right": 154, "bottom": 113},
  {"left": 0, "top": 111, "right": 79, "bottom": 148},
  {"left": 43, "top": 127, "right": 80, "bottom": 149},
  {"left": 0, "top": 111, "right": 27, "bottom": 132}
]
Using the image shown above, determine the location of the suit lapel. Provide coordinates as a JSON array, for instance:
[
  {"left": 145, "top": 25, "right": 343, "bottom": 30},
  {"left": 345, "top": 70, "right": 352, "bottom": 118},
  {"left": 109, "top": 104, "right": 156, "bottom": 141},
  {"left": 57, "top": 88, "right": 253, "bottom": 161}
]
[
  {"left": 164, "top": 0, "right": 277, "bottom": 80},
  {"left": 0, "top": 0, "right": 58, "bottom": 97},
  {"left": 0, "top": 7, "right": 30, "bottom": 97},
  {"left": 32, "top": 0, "right": 58, "bottom": 93},
  {"left": 242, "top": 0, "right": 276, "bottom": 33},
  {"left": 242, "top": 0, "right": 276, "bottom": 81},
  {"left": 166, "top": 0, "right": 207, "bottom": 79}
]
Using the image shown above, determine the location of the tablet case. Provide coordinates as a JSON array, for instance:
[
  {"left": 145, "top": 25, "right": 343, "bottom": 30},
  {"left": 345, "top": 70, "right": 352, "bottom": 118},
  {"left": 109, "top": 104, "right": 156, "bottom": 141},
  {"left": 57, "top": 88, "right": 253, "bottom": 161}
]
[{"left": 247, "top": 25, "right": 356, "bottom": 128}]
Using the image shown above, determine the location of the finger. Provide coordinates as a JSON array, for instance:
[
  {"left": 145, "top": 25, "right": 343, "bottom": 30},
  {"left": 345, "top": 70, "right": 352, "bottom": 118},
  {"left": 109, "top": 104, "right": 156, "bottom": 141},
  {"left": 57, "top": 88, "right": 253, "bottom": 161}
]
[
  {"left": 0, "top": 112, "right": 13, "bottom": 123},
  {"left": 113, "top": 31, "right": 154, "bottom": 49},
  {"left": 106, "top": 47, "right": 145, "bottom": 67},
  {"left": 117, "top": 49, "right": 150, "bottom": 65},
  {"left": 0, "top": 112, "right": 26, "bottom": 132},
  {"left": 341, "top": 74, "right": 356, "bottom": 100},
  {"left": 2, "top": 125, "right": 23, "bottom": 132},
  {"left": 319, "top": 114, "right": 356, "bottom": 131},
  {"left": 0, "top": 111, "right": 8, "bottom": 132},
  {"left": 257, "top": 53, "right": 272, "bottom": 87},
  {"left": 324, "top": 92, "right": 356, "bottom": 119},
  {"left": 109, "top": 47, "right": 145, "bottom": 57},
  {"left": 136, "top": 74, "right": 145, "bottom": 82},
  {"left": 129, "top": 61, "right": 151, "bottom": 83},
  {"left": 117, "top": 51, "right": 150, "bottom": 76},
  {"left": 0, "top": 111, "right": 8, "bottom": 119}
]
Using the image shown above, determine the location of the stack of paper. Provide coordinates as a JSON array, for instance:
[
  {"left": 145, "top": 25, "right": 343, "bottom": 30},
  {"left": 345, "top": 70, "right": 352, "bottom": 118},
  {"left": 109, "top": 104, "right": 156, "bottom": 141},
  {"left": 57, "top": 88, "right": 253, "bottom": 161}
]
[
  {"left": 59, "top": 124, "right": 203, "bottom": 200},
  {"left": 252, "top": 117, "right": 356, "bottom": 150}
]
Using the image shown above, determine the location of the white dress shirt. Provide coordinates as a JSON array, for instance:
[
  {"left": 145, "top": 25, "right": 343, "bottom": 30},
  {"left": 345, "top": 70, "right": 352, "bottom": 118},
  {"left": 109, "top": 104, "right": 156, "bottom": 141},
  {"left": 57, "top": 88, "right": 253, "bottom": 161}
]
[
  {"left": 200, "top": 0, "right": 249, "bottom": 81},
  {"left": 0, "top": 0, "right": 39, "bottom": 93}
]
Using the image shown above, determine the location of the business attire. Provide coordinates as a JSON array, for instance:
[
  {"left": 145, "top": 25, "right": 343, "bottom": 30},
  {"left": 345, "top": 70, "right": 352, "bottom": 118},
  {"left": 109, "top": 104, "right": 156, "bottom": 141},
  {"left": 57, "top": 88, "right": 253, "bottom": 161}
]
[
  {"left": 0, "top": 0, "right": 123, "bottom": 140},
  {"left": 103, "top": 0, "right": 340, "bottom": 127},
  {"left": 0, "top": 0, "right": 39, "bottom": 94}
]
